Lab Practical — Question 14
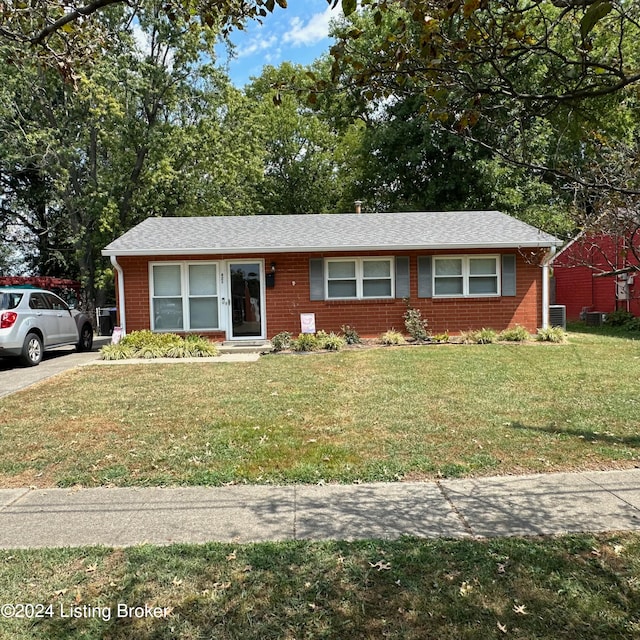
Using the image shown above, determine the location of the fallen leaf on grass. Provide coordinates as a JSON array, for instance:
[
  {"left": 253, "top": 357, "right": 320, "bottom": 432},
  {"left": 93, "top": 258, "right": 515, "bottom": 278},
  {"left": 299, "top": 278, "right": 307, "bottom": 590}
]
[
  {"left": 497, "top": 621, "right": 507, "bottom": 633},
  {"left": 513, "top": 604, "right": 528, "bottom": 615},
  {"left": 369, "top": 560, "right": 391, "bottom": 571}
]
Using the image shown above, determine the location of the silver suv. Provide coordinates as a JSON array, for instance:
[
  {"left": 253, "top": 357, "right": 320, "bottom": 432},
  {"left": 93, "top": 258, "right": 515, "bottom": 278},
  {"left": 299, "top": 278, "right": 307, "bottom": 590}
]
[{"left": 0, "top": 287, "right": 93, "bottom": 366}]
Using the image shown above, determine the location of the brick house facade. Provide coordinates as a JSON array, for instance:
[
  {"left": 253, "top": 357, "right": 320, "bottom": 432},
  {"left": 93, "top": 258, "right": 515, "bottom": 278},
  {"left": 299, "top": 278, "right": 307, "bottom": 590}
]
[{"left": 103, "top": 212, "right": 562, "bottom": 340}]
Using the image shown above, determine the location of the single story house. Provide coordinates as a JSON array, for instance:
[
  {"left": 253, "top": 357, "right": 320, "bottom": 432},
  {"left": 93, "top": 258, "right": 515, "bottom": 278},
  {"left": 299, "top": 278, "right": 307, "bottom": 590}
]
[
  {"left": 552, "top": 231, "right": 640, "bottom": 320},
  {"left": 101, "top": 211, "right": 563, "bottom": 341}
]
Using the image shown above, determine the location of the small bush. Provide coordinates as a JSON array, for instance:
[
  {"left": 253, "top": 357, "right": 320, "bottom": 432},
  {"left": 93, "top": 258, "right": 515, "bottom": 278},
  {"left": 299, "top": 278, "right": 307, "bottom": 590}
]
[
  {"left": 99, "top": 343, "right": 136, "bottom": 360},
  {"left": 475, "top": 328, "right": 498, "bottom": 344},
  {"left": 403, "top": 305, "right": 429, "bottom": 342},
  {"left": 460, "top": 328, "right": 497, "bottom": 344},
  {"left": 340, "top": 325, "right": 361, "bottom": 344},
  {"left": 379, "top": 330, "right": 406, "bottom": 345},
  {"left": 271, "top": 331, "right": 292, "bottom": 352},
  {"left": 316, "top": 330, "right": 345, "bottom": 351},
  {"left": 499, "top": 325, "right": 531, "bottom": 342},
  {"left": 536, "top": 326, "right": 566, "bottom": 343},
  {"left": 604, "top": 309, "right": 634, "bottom": 327},
  {"left": 291, "top": 333, "right": 321, "bottom": 352},
  {"left": 432, "top": 332, "right": 449, "bottom": 343}
]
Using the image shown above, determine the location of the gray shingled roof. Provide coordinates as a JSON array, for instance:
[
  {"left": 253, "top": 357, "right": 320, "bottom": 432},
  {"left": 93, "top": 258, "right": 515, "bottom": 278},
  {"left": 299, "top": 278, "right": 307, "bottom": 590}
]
[{"left": 102, "top": 211, "right": 563, "bottom": 256}]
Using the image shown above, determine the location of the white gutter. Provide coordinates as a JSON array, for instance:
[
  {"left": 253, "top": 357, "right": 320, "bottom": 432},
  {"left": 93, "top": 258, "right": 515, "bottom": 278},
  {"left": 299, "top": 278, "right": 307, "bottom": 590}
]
[
  {"left": 110, "top": 255, "right": 126, "bottom": 336},
  {"left": 541, "top": 246, "right": 557, "bottom": 329}
]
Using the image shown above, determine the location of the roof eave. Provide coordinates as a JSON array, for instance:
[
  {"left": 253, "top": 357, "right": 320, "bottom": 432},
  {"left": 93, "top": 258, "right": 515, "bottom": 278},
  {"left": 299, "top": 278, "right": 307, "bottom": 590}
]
[{"left": 102, "top": 240, "right": 562, "bottom": 257}]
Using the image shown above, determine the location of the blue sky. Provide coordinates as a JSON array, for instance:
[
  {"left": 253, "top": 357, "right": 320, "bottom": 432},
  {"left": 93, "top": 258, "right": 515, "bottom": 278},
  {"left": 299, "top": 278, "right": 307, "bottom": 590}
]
[{"left": 216, "top": 0, "right": 344, "bottom": 87}]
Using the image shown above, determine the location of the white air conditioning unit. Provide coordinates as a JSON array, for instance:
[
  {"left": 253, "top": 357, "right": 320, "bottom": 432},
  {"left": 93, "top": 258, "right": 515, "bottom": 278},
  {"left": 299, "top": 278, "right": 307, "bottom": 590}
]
[{"left": 549, "top": 304, "right": 566, "bottom": 329}]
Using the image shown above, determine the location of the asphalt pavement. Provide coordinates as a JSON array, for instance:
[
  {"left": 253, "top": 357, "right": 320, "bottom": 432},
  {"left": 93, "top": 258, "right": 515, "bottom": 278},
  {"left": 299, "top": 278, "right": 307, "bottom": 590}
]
[{"left": 1, "top": 469, "right": 639, "bottom": 549}]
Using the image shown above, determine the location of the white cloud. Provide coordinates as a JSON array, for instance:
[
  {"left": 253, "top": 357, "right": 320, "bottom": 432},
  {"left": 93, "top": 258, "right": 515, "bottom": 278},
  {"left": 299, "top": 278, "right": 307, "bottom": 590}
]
[
  {"left": 283, "top": 5, "right": 341, "bottom": 47},
  {"left": 235, "top": 33, "right": 279, "bottom": 59}
]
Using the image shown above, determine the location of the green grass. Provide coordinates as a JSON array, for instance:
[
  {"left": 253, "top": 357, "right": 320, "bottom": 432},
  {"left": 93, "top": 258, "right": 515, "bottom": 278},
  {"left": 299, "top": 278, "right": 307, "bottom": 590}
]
[
  {"left": 1, "top": 533, "right": 639, "bottom": 639},
  {"left": 0, "top": 331, "right": 639, "bottom": 487}
]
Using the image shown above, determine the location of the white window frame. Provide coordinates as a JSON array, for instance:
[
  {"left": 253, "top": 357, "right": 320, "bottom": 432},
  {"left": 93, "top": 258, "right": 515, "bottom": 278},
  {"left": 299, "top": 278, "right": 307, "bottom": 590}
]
[
  {"left": 325, "top": 257, "right": 394, "bottom": 300},
  {"left": 433, "top": 255, "right": 500, "bottom": 298},
  {"left": 149, "top": 261, "right": 221, "bottom": 332}
]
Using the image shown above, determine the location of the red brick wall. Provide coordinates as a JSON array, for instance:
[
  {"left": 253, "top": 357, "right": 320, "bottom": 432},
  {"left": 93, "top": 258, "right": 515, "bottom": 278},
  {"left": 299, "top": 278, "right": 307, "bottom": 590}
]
[
  {"left": 553, "top": 234, "right": 640, "bottom": 319},
  {"left": 116, "top": 249, "right": 545, "bottom": 338}
]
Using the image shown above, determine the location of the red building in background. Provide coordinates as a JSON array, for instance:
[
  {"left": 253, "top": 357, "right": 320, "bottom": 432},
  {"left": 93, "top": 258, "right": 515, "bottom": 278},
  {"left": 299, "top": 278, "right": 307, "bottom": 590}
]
[{"left": 552, "top": 232, "right": 640, "bottom": 321}]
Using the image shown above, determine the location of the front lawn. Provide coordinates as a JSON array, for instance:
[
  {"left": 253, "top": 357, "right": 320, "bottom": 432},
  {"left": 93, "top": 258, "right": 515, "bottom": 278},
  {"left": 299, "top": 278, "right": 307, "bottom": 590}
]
[
  {"left": 1, "top": 533, "right": 639, "bottom": 639},
  {"left": 0, "top": 332, "right": 638, "bottom": 488}
]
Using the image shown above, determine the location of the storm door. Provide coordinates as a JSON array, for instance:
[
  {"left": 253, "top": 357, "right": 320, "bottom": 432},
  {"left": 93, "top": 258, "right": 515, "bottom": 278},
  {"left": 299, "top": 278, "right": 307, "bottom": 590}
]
[{"left": 227, "top": 262, "right": 264, "bottom": 339}]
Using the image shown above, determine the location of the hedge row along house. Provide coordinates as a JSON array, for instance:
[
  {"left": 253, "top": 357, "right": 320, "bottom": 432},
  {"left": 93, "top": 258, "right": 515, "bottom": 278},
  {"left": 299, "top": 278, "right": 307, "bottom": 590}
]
[{"left": 101, "top": 211, "right": 563, "bottom": 341}]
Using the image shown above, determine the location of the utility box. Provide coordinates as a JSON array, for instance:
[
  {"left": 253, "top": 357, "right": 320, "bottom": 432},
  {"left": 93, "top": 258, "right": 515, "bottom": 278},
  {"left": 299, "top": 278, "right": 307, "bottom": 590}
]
[
  {"left": 585, "top": 311, "right": 607, "bottom": 326},
  {"left": 549, "top": 304, "right": 566, "bottom": 329}
]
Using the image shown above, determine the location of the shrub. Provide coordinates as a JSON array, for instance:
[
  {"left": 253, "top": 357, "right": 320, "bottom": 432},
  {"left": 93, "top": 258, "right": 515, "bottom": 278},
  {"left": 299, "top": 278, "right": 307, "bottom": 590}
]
[
  {"left": 536, "top": 326, "right": 566, "bottom": 343},
  {"left": 316, "top": 330, "right": 345, "bottom": 351},
  {"left": 475, "top": 328, "right": 498, "bottom": 344},
  {"left": 271, "top": 331, "right": 292, "bottom": 352},
  {"left": 624, "top": 316, "right": 640, "bottom": 331},
  {"left": 340, "top": 325, "right": 361, "bottom": 344},
  {"left": 432, "top": 332, "right": 449, "bottom": 343},
  {"left": 100, "top": 330, "right": 217, "bottom": 360},
  {"left": 99, "top": 343, "right": 136, "bottom": 360},
  {"left": 460, "top": 328, "right": 497, "bottom": 344},
  {"left": 379, "top": 330, "right": 406, "bottom": 345},
  {"left": 291, "top": 333, "right": 321, "bottom": 352},
  {"left": 604, "top": 309, "right": 635, "bottom": 327},
  {"left": 403, "top": 305, "right": 429, "bottom": 342},
  {"left": 499, "top": 325, "right": 531, "bottom": 342}
]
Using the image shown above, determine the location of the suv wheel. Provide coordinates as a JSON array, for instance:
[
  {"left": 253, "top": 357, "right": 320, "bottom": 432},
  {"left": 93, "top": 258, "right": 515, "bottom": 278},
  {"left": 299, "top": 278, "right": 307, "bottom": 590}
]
[
  {"left": 21, "top": 332, "right": 43, "bottom": 367},
  {"left": 77, "top": 323, "right": 93, "bottom": 352}
]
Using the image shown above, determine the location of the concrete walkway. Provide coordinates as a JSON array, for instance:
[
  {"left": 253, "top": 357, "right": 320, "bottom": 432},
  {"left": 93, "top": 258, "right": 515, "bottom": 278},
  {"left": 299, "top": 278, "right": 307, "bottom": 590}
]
[{"left": 1, "top": 469, "right": 639, "bottom": 549}]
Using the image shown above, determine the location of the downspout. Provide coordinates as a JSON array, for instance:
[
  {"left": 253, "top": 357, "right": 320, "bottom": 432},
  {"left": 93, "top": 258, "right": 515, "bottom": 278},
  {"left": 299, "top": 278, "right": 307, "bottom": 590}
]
[
  {"left": 541, "top": 246, "right": 557, "bottom": 329},
  {"left": 110, "top": 255, "right": 127, "bottom": 335}
]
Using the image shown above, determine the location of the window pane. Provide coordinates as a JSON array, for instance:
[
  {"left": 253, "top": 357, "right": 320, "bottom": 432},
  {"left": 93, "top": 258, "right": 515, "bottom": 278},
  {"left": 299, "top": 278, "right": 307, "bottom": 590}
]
[
  {"left": 328, "top": 261, "right": 356, "bottom": 279},
  {"left": 363, "top": 260, "right": 391, "bottom": 278},
  {"left": 469, "top": 276, "right": 498, "bottom": 295},
  {"left": 328, "top": 280, "right": 357, "bottom": 298},
  {"left": 435, "top": 259, "right": 462, "bottom": 276},
  {"left": 435, "top": 277, "right": 463, "bottom": 296},
  {"left": 153, "top": 298, "right": 183, "bottom": 330},
  {"left": 469, "top": 258, "right": 497, "bottom": 276},
  {"left": 153, "top": 265, "right": 181, "bottom": 296},
  {"left": 189, "top": 264, "right": 217, "bottom": 296},
  {"left": 190, "top": 298, "right": 219, "bottom": 329},
  {"left": 363, "top": 279, "right": 392, "bottom": 297}
]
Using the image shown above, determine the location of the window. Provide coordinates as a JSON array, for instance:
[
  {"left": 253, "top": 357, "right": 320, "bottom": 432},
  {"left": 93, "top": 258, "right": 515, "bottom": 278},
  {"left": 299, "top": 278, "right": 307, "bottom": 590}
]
[
  {"left": 151, "top": 262, "right": 219, "bottom": 331},
  {"left": 326, "top": 258, "right": 393, "bottom": 299},
  {"left": 433, "top": 256, "right": 499, "bottom": 297}
]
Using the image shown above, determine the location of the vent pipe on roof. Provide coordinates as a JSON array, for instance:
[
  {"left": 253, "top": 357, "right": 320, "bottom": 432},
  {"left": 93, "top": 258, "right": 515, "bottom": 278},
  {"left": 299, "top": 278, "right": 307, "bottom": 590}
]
[{"left": 354, "top": 200, "right": 363, "bottom": 214}]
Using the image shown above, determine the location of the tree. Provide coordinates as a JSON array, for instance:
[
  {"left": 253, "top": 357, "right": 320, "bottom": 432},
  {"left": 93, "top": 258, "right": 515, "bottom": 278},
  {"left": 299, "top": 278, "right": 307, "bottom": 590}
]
[
  {"left": 324, "top": 1, "right": 640, "bottom": 202},
  {"left": 0, "top": 1, "right": 264, "bottom": 302},
  {"left": 246, "top": 62, "right": 356, "bottom": 214}
]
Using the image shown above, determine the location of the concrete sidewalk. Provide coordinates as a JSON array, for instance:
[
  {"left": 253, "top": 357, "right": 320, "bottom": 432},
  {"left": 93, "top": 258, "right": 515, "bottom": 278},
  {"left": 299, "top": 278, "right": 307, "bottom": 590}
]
[{"left": 1, "top": 469, "right": 639, "bottom": 549}]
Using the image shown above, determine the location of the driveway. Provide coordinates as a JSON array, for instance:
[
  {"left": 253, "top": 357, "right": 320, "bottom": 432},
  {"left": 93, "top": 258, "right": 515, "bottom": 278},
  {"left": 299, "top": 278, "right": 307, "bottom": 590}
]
[{"left": 0, "top": 337, "right": 110, "bottom": 399}]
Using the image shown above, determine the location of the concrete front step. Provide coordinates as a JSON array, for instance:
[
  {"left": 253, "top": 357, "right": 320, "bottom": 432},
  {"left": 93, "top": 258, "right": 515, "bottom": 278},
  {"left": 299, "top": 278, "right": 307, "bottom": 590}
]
[{"left": 218, "top": 341, "right": 272, "bottom": 354}]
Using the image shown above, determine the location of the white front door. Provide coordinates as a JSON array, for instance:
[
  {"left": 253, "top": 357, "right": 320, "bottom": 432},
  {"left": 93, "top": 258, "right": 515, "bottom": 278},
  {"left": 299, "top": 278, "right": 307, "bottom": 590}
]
[{"left": 226, "top": 261, "right": 265, "bottom": 340}]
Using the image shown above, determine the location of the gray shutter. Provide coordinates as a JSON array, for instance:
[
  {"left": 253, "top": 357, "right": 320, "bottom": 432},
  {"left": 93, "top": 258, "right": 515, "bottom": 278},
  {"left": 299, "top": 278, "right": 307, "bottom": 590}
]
[
  {"left": 309, "top": 259, "right": 324, "bottom": 300},
  {"left": 395, "top": 257, "right": 410, "bottom": 299},
  {"left": 417, "top": 256, "right": 433, "bottom": 298},
  {"left": 502, "top": 254, "right": 516, "bottom": 296}
]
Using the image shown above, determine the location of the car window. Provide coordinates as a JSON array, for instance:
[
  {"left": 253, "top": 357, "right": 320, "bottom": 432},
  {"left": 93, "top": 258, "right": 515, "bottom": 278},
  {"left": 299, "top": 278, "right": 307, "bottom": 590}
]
[
  {"left": 44, "top": 292, "right": 69, "bottom": 312},
  {"left": 29, "top": 293, "right": 52, "bottom": 310},
  {"left": 0, "top": 291, "right": 23, "bottom": 309}
]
